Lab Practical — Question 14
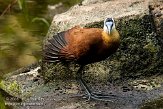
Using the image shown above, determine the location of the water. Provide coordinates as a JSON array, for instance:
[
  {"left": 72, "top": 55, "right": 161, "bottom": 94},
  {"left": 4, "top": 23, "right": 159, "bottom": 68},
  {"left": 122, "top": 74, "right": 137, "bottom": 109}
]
[{"left": 0, "top": 0, "right": 81, "bottom": 76}]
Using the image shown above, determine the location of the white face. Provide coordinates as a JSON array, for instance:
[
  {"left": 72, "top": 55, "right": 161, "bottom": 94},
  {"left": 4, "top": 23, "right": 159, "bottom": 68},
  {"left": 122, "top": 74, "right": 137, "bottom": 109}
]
[{"left": 103, "top": 18, "right": 115, "bottom": 34}]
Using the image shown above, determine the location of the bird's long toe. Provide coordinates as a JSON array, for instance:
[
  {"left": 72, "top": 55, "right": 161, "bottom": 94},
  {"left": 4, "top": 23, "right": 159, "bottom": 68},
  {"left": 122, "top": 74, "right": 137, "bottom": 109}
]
[{"left": 82, "top": 91, "right": 114, "bottom": 102}]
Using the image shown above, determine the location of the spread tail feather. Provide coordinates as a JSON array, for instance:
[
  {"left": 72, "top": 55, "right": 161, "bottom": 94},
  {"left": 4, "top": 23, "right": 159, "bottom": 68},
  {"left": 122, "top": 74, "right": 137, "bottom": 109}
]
[{"left": 43, "top": 31, "right": 67, "bottom": 63}]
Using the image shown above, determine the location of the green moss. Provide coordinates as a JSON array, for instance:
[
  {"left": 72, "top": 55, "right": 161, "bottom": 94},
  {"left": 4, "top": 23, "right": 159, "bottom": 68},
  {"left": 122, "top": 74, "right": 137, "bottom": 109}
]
[
  {"left": 143, "top": 41, "right": 158, "bottom": 53},
  {"left": 0, "top": 80, "right": 21, "bottom": 97},
  {"left": 8, "top": 81, "right": 20, "bottom": 95},
  {"left": 112, "top": 15, "right": 162, "bottom": 79},
  {"left": 0, "top": 93, "right": 5, "bottom": 109},
  {"left": 42, "top": 62, "right": 75, "bottom": 82},
  {"left": 140, "top": 97, "right": 163, "bottom": 109},
  {"left": 0, "top": 81, "right": 5, "bottom": 89},
  {"left": 43, "top": 15, "right": 162, "bottom": 83}
]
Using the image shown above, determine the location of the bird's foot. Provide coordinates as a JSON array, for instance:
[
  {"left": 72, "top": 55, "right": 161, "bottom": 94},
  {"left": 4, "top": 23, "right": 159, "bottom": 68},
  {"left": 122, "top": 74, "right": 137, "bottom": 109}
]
[{"left": 82, "top": 92, "right": 115, "bottom": 102}]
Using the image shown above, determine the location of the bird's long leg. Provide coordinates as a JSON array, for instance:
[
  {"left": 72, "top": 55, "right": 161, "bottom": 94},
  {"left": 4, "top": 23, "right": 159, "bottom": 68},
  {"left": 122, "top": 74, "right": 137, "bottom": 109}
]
[
  {"left": 76, "top": 66, "right": 92, "bottom": 100},
  {"left": 76, "top": 66, "right": 116, "bottom": 101}
]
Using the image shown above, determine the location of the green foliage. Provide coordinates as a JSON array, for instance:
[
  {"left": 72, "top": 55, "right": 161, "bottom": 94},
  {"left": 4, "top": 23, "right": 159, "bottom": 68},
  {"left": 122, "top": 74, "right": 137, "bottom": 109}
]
[
  {"left": 0, "top": 0, "right": 81, "bottom": 76},
  {"left": 32, "top": 17, "right": 50, "bottom": 27},
  {"left": 0, "top": 15, "right": 40, "bottom": 73},
  {"left": 18, "top": 0, "right": 29, "bottom": 21},
  {"left": 47, "top": 0, "right": 82, "bottom": 6},
  {"left": 0, "top": 81, "right": 4, "bottom": 89},
  {"left": 17, "top": 0, "right": 23, "bottom": 10},
  {"left": 61, "top": 0, "right": 82, "bottom": 7},
  {"left": 0, "top": 93, "right": 5, "bottom": 109}
]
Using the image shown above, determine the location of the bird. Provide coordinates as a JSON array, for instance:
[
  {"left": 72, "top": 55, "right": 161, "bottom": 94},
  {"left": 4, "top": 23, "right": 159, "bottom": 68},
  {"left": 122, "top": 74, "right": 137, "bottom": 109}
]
[{"left": 43, "top": 18, "right": 120, "bottom": 101}]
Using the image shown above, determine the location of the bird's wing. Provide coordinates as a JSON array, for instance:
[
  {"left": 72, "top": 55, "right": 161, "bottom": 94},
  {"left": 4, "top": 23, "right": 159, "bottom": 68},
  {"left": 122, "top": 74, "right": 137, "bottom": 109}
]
[
  {"left": 43, "top": 27, "right": 103, "bottom": 63},
  {"left": 63, "top": 28, "right": 103, "bottom": 61},
  {"left": 43, "top": 31, "right": 69, "bottom": 63}
]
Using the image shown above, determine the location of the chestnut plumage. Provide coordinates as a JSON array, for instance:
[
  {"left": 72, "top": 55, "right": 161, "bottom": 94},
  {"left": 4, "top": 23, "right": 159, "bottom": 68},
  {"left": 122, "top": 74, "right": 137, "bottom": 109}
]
[
  {"left": 44, "top": 23, "right": 120, "bottom": 65},
  {"left": 43, "top": 18, "right": 120, "bottom": 100}
]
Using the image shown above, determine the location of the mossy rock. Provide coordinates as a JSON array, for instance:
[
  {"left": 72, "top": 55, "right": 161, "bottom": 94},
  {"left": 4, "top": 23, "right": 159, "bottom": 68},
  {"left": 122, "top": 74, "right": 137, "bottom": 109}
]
[
  {"left": 0, "top": 80, "right": 21, "bottom": 98},
  {"left": 140, "top": 97, "right": 163, "bottom": 109},
  {"left": 42, "top": 15, "right": 163, "bottom": 83}
]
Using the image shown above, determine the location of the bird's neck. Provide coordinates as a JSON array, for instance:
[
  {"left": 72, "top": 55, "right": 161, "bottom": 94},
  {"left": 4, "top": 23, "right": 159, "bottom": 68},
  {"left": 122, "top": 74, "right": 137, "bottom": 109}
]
[{"left": 102, "top": 29, "right": 120, "bottom": 45}]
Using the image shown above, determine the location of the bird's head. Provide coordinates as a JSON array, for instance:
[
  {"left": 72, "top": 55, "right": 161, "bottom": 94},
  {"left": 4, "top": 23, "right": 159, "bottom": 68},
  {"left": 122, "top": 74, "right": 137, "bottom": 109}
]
[{"left": 103, "top": 18, "right": 115, "bottom": 35}]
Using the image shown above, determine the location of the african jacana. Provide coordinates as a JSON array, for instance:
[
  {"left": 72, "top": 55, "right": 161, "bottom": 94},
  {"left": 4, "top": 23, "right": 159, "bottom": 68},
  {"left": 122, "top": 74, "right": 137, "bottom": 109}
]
[{"left": 43, "top": 18, "right": 120, "bottom": 100}]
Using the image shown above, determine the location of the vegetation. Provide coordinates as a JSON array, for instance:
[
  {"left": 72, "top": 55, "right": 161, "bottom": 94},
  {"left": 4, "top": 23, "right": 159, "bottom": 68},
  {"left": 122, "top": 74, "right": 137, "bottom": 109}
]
[
  {"left": 0, "top": 93, "right": 5, "bottom": 109},
  {"left": 0, "top": 1, "right": 81, "bottom": 108},
  {"left": 0, "top": 0, "right": 81, "bottom": 74}
]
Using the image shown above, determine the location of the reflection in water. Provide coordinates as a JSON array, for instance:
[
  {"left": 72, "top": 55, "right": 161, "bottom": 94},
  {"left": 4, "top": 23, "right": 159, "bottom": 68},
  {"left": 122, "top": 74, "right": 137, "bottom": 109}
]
[{"left": 0, "top": 0, "right": 81, "bottom": 75}]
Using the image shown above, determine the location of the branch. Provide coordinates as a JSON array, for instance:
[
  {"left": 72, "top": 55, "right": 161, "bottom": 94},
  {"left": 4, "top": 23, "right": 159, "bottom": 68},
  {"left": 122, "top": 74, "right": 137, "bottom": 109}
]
[{"left": 0, "top": 0, "right": 18, "bottom": 17}]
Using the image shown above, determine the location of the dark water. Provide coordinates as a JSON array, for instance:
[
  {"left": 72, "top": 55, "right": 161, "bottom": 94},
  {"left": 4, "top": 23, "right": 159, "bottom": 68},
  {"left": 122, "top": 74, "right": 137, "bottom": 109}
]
[{"left": 0, "top": 0, "right": 81, "bottom": 76}]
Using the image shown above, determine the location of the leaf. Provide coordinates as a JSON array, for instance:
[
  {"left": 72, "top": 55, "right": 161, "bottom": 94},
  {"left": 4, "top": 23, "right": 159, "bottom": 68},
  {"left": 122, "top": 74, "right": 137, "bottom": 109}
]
[
  {"left": 17, "top": 0, "right": 29, "bottom": 21},
  {"left": 0, "top": 86, "right": 5, "bottom": 109},
  {"left": 32, "top": 17, "right": 50, "bottom": 27},
  {"left": 17, "top": 0, "right": 23, "bottom": 10}
]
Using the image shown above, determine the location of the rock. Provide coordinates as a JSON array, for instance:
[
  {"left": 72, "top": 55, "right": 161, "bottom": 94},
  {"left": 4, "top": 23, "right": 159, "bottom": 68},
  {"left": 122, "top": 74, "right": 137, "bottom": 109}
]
[
  {"left": 42, "top": 0, "right": 163, "bottom": 109},
  {"left": 46, "top": 0, "right": 150, "bottom": 38},
  {"left": 149, "top": 0, "right": 163, "bottom": 41},
  {"left": 44, "top": 0, "right": 163, "bottom": 82},
  {"left": 0, "top": 63, "right": 43, "bottom": 100},
  {"left": 140, "top": 97, "right": 163, "bottom": 109}
]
